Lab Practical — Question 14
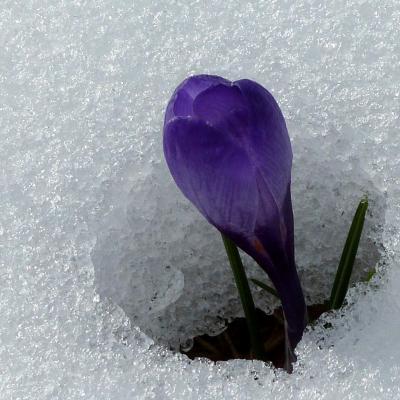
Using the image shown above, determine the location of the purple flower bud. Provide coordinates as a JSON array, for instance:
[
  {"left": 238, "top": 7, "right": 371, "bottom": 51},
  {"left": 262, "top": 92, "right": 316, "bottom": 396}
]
[{"left": 163, "top": 74, "right": 307, "bottom": 352}]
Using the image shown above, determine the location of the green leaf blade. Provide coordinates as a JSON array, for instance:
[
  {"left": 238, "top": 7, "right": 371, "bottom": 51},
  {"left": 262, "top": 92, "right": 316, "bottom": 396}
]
[
  {"left": 250, "top": 278, "right": 279, "bottom": 299},
  {"left": 330, "top": 198, "right": 369, "bottom": 310}
]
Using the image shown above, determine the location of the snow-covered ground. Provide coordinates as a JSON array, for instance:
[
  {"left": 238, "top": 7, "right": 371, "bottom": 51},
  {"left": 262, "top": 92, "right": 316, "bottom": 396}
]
[{"left": 1, "top": 0, "right": 400, "bottom": 398}]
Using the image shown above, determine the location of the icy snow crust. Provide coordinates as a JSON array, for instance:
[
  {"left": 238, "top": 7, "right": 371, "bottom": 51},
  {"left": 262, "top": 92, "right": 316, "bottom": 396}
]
[{"left": 1, "top": 0, "right": 400, "bottom": 398}]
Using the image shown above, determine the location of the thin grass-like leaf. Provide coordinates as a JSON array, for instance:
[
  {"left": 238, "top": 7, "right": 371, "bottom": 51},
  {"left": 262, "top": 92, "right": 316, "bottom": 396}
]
[
  {"left": 330, "top": 198, "right": 368, "bottom": 310},
  {"left": 251, "top": 278, "right": 279, "bottom": 299}
]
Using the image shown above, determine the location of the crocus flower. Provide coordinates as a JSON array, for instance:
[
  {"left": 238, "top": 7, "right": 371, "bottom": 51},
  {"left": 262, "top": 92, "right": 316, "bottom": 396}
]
[{"left": 163, "top": 74, "right": 307, "bottom": 354}]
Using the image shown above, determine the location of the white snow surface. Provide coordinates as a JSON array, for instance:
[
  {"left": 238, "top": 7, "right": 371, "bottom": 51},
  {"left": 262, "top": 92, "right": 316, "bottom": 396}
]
[{"left": 1, "top": 0, "right": 400, "bottom": 398}]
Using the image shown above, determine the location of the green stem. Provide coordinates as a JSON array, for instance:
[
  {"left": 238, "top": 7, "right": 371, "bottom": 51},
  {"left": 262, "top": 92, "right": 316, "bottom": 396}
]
[{"left": 221, "top": 233, "right": 265, "bottom": 360}]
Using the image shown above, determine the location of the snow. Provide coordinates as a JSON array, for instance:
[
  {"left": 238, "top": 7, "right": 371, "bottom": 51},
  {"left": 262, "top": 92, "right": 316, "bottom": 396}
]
[{"left": 1, "top": 0, "right": 400, "bottom": 398}]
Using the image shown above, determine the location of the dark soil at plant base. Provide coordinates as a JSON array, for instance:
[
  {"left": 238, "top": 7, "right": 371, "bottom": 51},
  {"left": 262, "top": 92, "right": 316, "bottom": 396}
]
[{"left": 181, "top": 303, "right": 329, "bottom": 369}]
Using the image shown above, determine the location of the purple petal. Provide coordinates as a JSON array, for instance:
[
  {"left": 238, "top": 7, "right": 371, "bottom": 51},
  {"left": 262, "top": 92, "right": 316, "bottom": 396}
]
[
  {"left": 183, "top": 74, "right": 230, "bottom": 99},
  {"left": 233, "top": 79, "right": 295, "bottom": 265},
  {"left": 165, "top": 75, "right": 230, "bottom": 124},
  {"left": 234, "top": 79, "right": 292, "bottom": 207},
  {"left": 169, "top": 89, "right": 193, "bottom": 119},
  {"left": 164, "top": 117, "right": 259, "bottom": 233},
  {"left": 193, "top": 84, "right": 247, "bottom": 128}
]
